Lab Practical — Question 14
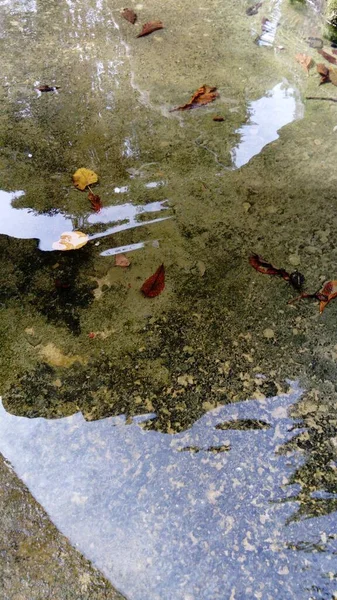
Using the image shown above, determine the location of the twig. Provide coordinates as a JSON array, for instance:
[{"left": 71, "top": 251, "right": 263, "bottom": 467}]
[{"left": 306, "top": 96, "right": 337, "bottom": 102}]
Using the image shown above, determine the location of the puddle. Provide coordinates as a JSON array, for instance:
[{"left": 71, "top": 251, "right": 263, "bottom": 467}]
[
  {"left": 231, "top": 82, "right": 302, "bottom": 169},
  {"left": 1, "top": 382, "right": 337, "bottom": 599}
]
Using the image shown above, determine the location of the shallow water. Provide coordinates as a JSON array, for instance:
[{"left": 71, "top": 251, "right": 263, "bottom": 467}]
[{"left": 2, "top": 0, "right": 337, "bottom": 597}]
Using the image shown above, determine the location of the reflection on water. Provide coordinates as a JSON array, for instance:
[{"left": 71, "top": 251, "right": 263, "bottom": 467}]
[
  {"left": 1, "top": 382, "right": 337, "bottom": 599},
  {"left": 0, "top": 189, "right": 171, "bottom": 251},
  {"left": 231, "top": 83, "right": 301, "bottom": 169}
]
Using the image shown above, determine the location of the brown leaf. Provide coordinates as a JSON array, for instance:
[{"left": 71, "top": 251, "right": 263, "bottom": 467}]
[
  {"left": 246, "top": 2, "right": 262, "bottom": 16},
  {"left": 329, "top": 67, "right": 337, "bottom": 86},
  {"left": 88, "top": 191, "right": 102, "bottom": 212},
  {"left": 213, "top": 115, "right": 224, "bottom": 122},
  {"left": 36, "top": 85, "right": 60, "bottom": 92},
  {"left": 171, "top": 85, "right": 219, "bottom": 111},
  {"left": 137, "top": 21, "right": 163, "bottom": 37},
  {"left": 115, "top": 253, "right": 131, "bottom": 267},
  {"left": 317, "top": 49, "right": 337, "bottom": 65},
  {"left": 317, "top": 63, "right": 330, "bottom": 84},
  {"left": 295, "top": 53, "right": 313, "bottom": 73},
  {"left": 249, "top": 254, "right": 290, "bottom": 280},
  {"left": 121, "top": 8, "right": 137, "bottom": 24},
  {"left": 141, "top": 264, "right": 165, "bottom": 297}
]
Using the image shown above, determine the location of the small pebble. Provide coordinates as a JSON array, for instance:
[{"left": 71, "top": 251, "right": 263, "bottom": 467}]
[
  {"left": 288, "top": 254, "right": 300, "bottom": 267},
  {"left": 243, "top": 202, "right": 251, "bottom": 212},
  {"left": 263, "top": 328, "right": 275, "bottom": 339}
]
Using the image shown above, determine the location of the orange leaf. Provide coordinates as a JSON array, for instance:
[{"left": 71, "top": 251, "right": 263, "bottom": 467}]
[
  {"left": 121, "top": 8, "right": 137, "bottom": 24},
  {"left": 319, "top": 280, "right": 337, "bottom": 313},
  {"left": 137, "top": 21, "right": 163, "bottom": 37},
  {"left": 115, "top": 253, "right": 130, "bottom": 267},
  {"left": 317, "top": 62, "right": 330, "bottom": 84},
  {"left": 295, "top": 53, "right": 313, "bottom": 73},
  {"left": 171, "top": 85, "right": 219, "bottom": 111},
  {"left": 141, "top": 264, "right": 165, "bottom": 297},
  {"left": 249, "top": 253, "right": 289, "bottom": 280},
  {"left": 88, "top": 191, "right": 102, "bottom": 212}
]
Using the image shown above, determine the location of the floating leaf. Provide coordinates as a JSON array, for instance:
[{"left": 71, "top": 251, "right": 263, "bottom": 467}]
[
  {"left": 36, "top": 85, "right": 60, "bottom": 92},
  {"left": 141, "top": 264, "right": 165, "bottom": 297},
  {"left": 246, "top": 2, "right": 262, "bottom": 16},
  {"left": 72, "top": 168, "right": 98, "bottom": 191},
  {"left": 121, "top": 7, "right": 137, "bottom": 23},
  {"left": 317, "top": 49, "right": 337, "bottom": 65},
  {"left": 137, "top": 21, "right": 163, "bottom": 37},
  {"left": 52, "top": 231, "right": 88, "bottom": 251},
  {"left": 171, "top": 85, "right": 219, "bottom": 111},
  {"left": 88, "top": 191, "right": 102, "bottom": 212},
  {"left": 295, "top": 53, "right": 313, "bottom": 73},
  {"left": 115, "top": 253, "right": 130, "bottom": 267},
  {"left": 288, "top": 280, "right": 337, "bottom": 313}
]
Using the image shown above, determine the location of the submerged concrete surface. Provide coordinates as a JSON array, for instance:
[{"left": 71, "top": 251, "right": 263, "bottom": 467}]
[{"left": 0, "top": 454, "right": 125, "bottom": 600}]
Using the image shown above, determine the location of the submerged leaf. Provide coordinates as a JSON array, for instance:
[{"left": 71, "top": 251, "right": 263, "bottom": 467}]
[
  {"left": 36, "top": 85, "right": 60, "bottom": 92},
  {"left": 249, "top": 253, "right": 290, "bottom": 280},
  {"left": 317, "top": 62, "right": 330, "bottom": 84},
  {"left": 137, "top": 21, "right": 163, "bottom": 37},
  {"left": 72, "top": 168, "right": 98, "bottom": 191},
  {"left": 213, "top": 115, "right": 224, "bottom": 122},
  {"left": 246, "top": 2, "right": 262, "bottom": 16},
  {"left": 288, "top": 280, "right": 337, "bottom": 313},
  {"left": 141, "top": 264, "right": 165, "bottom": 297},
  {"left": 88, "top": 191, "right": 102, "bottom": 212},
  {"left": 317, "top": 49, "right": 337, "bottom": 65},
  {"left": 52, "top": 231, "right": 88, "bottom": 251},
  {"left": 121, "top": 7, "right": 137, "bottom": 23},
  {"left": 171, "top": 85, "right": 219, "bottom": 111},
  {"left": 115, "top": 253, "right": 131, "bottom": 267},
  {"left": 329, "top": 67, "right": 337, "bottom": 86},
  {"left": 295, "top": 53, "right": 313, "bottom": 73}
]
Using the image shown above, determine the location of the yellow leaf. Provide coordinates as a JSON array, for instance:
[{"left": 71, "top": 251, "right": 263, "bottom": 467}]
[
  {"left": 72, "top": 168, "right": 98, "bottom": 191},
  {"left": 52, "top": 231, "right": 89, "bottom": 251}
]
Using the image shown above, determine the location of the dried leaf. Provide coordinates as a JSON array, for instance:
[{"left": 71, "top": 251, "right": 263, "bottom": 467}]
[
  {"left": 295, "top": 53, "right": 313, "bottom": 73},
  {"left": 72, "top": 168, "right": 98, "bottom": 191},
  {"left": 141, "top": 264, "right": 165, "bottom": 297},
  {"left": 246, "top": 2, "right": 262, "bottom": 16},
  {"left": 317, "top": 62, "right": 330, "bottom": 84},
  {"left": 88, "top": 191, "right": 102, "bottom": 212},
  {"left": 213, "top": 115, "right": 224, "bottom": 122},
  {"left": 52, "top": 231, "right": 88, "bottom": 251},
  {"left": 121, "top": 7, "right": 137, "bottom": 23},
  {"left": 36, "top": 85, "right": 60, "bottom": 92},
  {"left": 317, "top": 49, "right": 337, "bottom": 65},
  {"left": 137, "top": 21, "right": 163, "bottom": 37},
  {"left": 115, "top": 253, "right": 131, "bottom": 267},
  {"left": 329, "top": 67, "right": 337, "bottom": 86},
  {"left": 288, "top": 280, "right": 337, "bottom": 313},
  {"left": 249, "top": 253, "right": 290, "bottom": 280},
  {"left": 171, "top": 85, "right": 219, "bottom": 111}
]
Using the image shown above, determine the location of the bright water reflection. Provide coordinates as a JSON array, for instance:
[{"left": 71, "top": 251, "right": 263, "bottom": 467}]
[{"left": 1, "top": 382, "right": 337, "bottom": 599}]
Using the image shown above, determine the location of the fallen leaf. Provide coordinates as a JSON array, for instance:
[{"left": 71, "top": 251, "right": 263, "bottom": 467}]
[
  {"left": 36, "top": 85, "right": 60, "bottom": 92},
  {"left": 137, "top": 21, "right": 163, "bottom": 37},
  {"left": 295, "top": 53, "right": 313, "bottom": 73},
  {"left": 288, "top": 280, "right": 337, "bottom": 313},
  {"left": 88, "top": 191, "right": 102, "bottom": 212},
  {"left": 121, "top": 7, "right": 137, "bottom": 23},
  {"left": 141, "top": 264, "right": 165, "bottom": 297},
  {"left": 72, "top": 168, "right": 98, "bottom": 191},
  {"left": 52, "top": 231, "right": 89, "bottom": 251},
  {"left": 246, "top": 2, "right": 262, "bottom": 16},
  {"left": 171, "top": 85, "right": 219, "bottom": 111},
  {"left": 249, "top": 253, "right": 290, "bottom": 280},
  {"left": 317, "top": 62, "right": 330, "bottom": 84},
  {"left": 115, "top": 253, "right": 131, "bottom": 267},
  {"left": 329, "top": 67, "right": 337, "bottom": 86},
  {"left": 213, "top": 115, "right": 224, "bottom": 122},
  {"left": 317, "top": 49, "right": 337, "bottom": 65},
  {"left": 306, "top": 37, "right": 323, "bottom": 49}
]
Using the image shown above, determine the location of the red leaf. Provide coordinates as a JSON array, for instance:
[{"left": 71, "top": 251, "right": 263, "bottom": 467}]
[
  {"left": 141, "top": 264, "right": 165, "bottom": 297},
  {"left": 288, "top": 280, "right": 337, "bottom": 313},
  {"left": 249, "top": 253, "right": 290, "bottom": 280},
  {"left": 121, "top": 8, "right": 137, "bottom": 24},
  {"left": 88, "top": 191, "right": 102, "bottom": 212},
  {"left": 137, "top": 21, "right": 163, "bottom": 37},
  {"left": 317, "top": 49, "right": 337, "bottom": 65}
]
